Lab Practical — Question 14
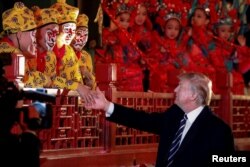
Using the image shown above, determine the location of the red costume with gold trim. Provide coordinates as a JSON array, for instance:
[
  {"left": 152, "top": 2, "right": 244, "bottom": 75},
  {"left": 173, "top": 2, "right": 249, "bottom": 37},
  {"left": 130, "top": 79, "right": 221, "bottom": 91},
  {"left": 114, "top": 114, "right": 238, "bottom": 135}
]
[
  {"left": 100, "top": 0, "right": 143, "bottom": 91},
  {"left": 102, "top": 27, "right": 143, "bottom": 91},
  {"left": 209, "top": 40, "right": 244, "bottom": 94}
]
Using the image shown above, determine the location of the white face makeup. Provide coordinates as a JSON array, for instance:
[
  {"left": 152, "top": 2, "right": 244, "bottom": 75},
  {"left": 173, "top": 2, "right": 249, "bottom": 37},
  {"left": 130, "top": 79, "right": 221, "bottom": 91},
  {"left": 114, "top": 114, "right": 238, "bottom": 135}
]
[
  {"left": 62, "top": 22, "right": 76, "bottom": 45},
  {"left": 72, "top": 27, "right": 88, "bottom": 51},
  {"left": 45, "top": 26, "right": 59, "bottom": 51}
]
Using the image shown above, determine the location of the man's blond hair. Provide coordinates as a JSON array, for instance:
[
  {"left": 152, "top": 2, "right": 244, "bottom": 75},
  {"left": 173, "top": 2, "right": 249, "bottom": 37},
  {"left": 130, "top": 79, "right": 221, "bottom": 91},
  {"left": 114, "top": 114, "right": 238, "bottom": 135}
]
[{"left": 178, "top": 72, "right": 213, "bottom": 105}]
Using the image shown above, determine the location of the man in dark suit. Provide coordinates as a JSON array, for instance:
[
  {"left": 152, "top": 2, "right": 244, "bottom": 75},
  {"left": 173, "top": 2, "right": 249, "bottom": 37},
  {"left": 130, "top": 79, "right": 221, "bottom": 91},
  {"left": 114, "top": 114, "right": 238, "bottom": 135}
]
[{"left": 85, "top": 72, "right": 235, "bottom": 167}]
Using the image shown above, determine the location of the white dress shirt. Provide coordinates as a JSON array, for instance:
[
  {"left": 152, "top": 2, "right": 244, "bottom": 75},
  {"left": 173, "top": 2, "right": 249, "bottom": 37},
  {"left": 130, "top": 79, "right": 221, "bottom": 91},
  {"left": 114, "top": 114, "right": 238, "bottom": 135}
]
[
  {"left": 180, "top": 105, "right": 204, "bottom": 144},
  {"left": 106, "top": 102, "right": 114, "bottom": 117}
]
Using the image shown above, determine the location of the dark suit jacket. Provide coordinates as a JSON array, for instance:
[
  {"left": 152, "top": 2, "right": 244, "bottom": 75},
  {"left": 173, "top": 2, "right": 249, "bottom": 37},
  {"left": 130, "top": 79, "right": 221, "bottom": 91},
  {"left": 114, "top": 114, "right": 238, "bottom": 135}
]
[{"left": 107, "top": 104, "right": 235, "bottom": 167}]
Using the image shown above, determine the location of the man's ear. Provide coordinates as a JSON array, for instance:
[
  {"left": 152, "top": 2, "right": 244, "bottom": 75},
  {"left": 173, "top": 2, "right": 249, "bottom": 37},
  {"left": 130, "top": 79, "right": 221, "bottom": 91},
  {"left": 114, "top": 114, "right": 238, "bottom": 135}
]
[{"left": 191, "top": 91, "right": 198, "bottom": 101}]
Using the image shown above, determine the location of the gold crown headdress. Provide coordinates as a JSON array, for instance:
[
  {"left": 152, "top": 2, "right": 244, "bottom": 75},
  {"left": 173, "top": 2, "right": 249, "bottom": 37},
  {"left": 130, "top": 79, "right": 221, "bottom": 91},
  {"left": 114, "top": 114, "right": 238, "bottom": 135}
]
[
  {"left": 50, "top": 0, "right": 79, "bottom": 24},
  {"left": 211, "top": 2, "right": 240, "bottom": 31},
  {"left": 77, "top": 14, "right": 89, "bottom": 28},
  {"left": 2, "top": 2, "right": 37, "bottom": 35},
  {"left": 156, "top": 0, "right": 188, "bottom": 27},
  {"left": 105, "top": 0, "right": 133, "bottom": 16},
  {"left": 32, "top": 6, "right": 59, "bottom": 28}
]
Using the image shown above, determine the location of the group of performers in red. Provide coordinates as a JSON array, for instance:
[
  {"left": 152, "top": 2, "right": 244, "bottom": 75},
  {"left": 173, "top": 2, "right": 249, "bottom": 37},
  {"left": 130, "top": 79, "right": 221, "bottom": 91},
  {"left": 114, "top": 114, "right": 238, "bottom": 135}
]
[{"left": 97, "top": 0, "right": 250, "bottom": 95}]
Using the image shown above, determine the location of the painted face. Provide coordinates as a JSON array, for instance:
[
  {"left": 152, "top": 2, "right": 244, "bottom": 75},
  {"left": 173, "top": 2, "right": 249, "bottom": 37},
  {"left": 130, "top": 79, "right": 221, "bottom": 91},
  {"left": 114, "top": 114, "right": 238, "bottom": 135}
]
[
  {"left": 116, "top": 12, "right": 130, "bottom": 30},
  {"left": 45, "top": 25, "right": 59, "bottom": 51},
  {"left": 174, "top": 79, "right": 193, "bottom": 109},
  {"left": 61, "top": 22, "right": 76, "bottom": 45},
  {"left": 135, "top": 5, "right": 147, "bottom": 26},
  {"left": 217, "top": 24, "right": 232, "bottom": 41},
  {"left": 71, "top": 27, "right": 88, "bottom": 51},
  {"left": 164, "top": 19, "right": 181, "bottom": 40},
  {"left": 19, "top": 30, "right": 37, "bottom": 58},
  {"left": 37, "top": 24, "right": 59, "bottom": 51},
  {"left": 191, "top": 8, "right": 209, "bottom": 27}
]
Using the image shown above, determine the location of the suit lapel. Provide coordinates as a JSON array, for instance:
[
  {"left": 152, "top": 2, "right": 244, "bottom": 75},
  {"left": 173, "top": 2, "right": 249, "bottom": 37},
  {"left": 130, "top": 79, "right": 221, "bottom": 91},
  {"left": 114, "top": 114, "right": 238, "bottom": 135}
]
[{"left": 175, "top": 106, "right": 212, "bottom": 155}]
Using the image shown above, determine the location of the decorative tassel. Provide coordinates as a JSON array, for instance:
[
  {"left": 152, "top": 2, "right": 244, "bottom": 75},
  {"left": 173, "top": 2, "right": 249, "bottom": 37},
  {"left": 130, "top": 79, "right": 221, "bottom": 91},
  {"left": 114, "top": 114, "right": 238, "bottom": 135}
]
[{"left": 94, "top": 3, "right": 104, "bottom": 46}]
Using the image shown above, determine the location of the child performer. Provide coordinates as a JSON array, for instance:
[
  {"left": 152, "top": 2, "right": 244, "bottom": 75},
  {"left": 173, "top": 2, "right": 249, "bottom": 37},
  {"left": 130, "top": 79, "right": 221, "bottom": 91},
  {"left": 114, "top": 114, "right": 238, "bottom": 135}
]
[
  {"left": 149, "top": 0, "right": 190, "bottom": 92},
  {"left": 209, "top": 13, "right": 245, "bottom": 94},
  {"left": 129, "top": 0, "right": 155, "bottom": 92},
  {"left": 102, "top": 0, "right": 143, "bottom": 91},
  {"left": 184, "top": 1, "right": 216, "bottom": 90}
]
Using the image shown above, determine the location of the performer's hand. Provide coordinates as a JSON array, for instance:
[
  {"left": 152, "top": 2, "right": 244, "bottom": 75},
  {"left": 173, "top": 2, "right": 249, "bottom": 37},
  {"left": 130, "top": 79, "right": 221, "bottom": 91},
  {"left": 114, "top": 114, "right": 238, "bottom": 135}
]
[
  {"left": 77, "top": 84, "right": 95, "bottom": 105},
  {"left": 84, "top": 87, "right": 110, "bottom": 111}
]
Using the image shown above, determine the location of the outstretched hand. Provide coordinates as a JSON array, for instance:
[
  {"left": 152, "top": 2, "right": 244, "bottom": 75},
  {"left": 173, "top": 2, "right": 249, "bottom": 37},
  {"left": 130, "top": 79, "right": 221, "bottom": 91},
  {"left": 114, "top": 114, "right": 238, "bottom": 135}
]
[
  {"left": 77, "top": 84, "right": 95, "bottom": 104},
  {"left": 84, "top": 87, "right": 110, "bottom": 111}
]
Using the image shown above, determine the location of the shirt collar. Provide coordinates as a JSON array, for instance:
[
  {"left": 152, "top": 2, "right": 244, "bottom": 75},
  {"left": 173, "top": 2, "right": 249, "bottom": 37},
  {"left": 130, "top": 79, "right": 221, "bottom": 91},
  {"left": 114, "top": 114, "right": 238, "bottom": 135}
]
[{"left": 186, "top": 105, "right": 204, "bottom": 124}]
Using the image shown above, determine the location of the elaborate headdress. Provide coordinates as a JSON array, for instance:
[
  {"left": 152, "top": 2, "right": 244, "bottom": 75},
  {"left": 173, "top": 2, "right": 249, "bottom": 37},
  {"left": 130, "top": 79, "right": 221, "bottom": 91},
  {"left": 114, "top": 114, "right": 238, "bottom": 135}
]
[
  {"left": 32, "top": 6, "right": 59, "bottom": 28},
  {"left": 211, "top": 0, "right": 240, "bottom": 31},
  {"left": 128, "top": 0, "right": 158, "bottom": 29},
  {"left": 104, "top": 0, "right": 133, "bottom": 16},
  {"left": 129, "top": 0, "right": 155, "bottom": 13},
  {"left": 156, "top": 0, "right": 189, "bottom": 27},
  {"left": 189, "top": 0, "right": 214, "bottom": 18},
  {"left": 1, "top": 2, "right": 37, "bottom": 35},
  {"left": 50, "top": 0, "right": 79, "bottom": 24},
  {"left": 77, "top": 14, "right": 89, "bottom": 28}
]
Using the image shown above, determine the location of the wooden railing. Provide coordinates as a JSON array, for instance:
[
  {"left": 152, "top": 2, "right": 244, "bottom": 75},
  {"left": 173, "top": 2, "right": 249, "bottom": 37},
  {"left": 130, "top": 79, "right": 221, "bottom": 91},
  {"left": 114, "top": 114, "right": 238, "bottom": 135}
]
[{"left": 39, "top": 63, "right": 250, "bottom": 167}]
